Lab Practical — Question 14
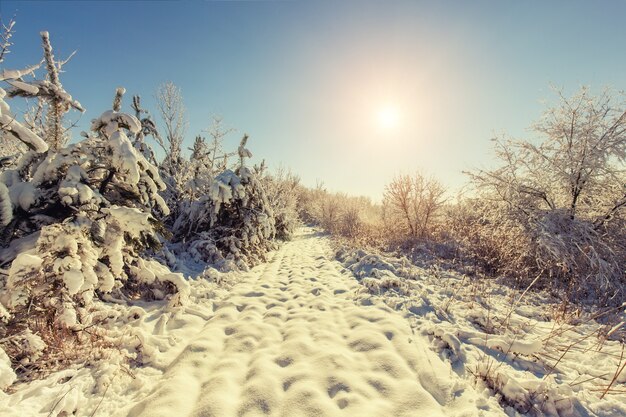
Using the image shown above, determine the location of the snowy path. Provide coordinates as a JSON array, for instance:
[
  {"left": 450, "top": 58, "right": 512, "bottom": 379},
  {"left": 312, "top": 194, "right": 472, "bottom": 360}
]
[{"left": 122, "top": 230, "right": 473, "bottom": 417}]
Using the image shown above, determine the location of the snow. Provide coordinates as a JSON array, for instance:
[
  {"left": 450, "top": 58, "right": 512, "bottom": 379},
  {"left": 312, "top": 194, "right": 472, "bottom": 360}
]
[
  {"left": 0, "top": 63, "right": 41, "bottom": 82},
  {"left": 208, "top": 169, "right": 246, "bottom": 216},
  {"left": 5, "top": 79, "right": 39, "bottom": 95},
  {"left": 62, "top": 268, "right": 84, "bottom": 295},
  {"left": 0, "top": 113, "right": 48, "bottom": 153},
  {"left": 8, "top": 182, "right": 37, "bottom": 211},
  {"left": 337, "top": 240, "right": 626, "bottom": 417},
  {"left": 92, "top": 110, "right": 141, "bottom": 136},
  {"left": 0, "top": 228, "right": 623, "bottom": 417},
  {"left": 19, "top": 330, "right": 47, "bottom": 362},
  {"left": 0, "top": 232, "right": 39, "bottom": 265},
  {"left": 0, "top": 182, "right": 12, "bottom": 227},
  {"left": 26, "top": 80, "right": 84, "bottom": 112},
  {"left": 109, "top": 131, "right": 142, "bottom": 184},
  {"left": 0, "top": 348, "right": 16, "bottom": 390},
  {"left": 103, "top": 206, "right": 152, "bottom": 238},
  {"left": 5, "top": 253, "right": 43, "bottom": 307},
  {"left": 467, "top": 337, "right": 543, "bottom": 356}
]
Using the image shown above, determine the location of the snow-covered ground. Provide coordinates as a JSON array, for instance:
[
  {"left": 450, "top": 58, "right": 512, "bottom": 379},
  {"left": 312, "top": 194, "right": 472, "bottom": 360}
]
[
  {"left": 1, "top": 228, "right": 624, "bottom": 416},
  {"left": 337, "top": 242, "right": 626, "bottom": 417}
]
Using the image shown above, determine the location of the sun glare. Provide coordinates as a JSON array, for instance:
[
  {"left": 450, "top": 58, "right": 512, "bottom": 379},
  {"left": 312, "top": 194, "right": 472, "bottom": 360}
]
[{"left": 377, "top": 105, "right": 400, "bottom": 130}]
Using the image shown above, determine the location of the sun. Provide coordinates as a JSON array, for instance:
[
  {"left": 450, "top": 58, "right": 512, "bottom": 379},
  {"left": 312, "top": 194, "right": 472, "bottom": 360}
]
[{"left": 377, "top": 105, "right": 400, "bottom": 130}]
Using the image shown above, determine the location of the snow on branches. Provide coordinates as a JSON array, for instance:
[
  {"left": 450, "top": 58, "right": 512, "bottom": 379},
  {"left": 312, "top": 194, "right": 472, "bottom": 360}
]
[
  {"left": 465, "top": 87, "right": 626, "bottom": 305},
  {"left": 0, "top": 24, "right": 289, "bottom": 386},
  {"left": 173, "top": 137, "right": 277, "bottom": 270},
  {"left": 0, "top": 80, "right": 187, "bottom": 380}
]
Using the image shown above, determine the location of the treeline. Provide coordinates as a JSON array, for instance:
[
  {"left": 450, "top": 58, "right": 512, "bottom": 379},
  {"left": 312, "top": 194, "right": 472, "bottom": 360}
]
[{"left": 303, "top": 88, "right": 626, "bottom": 307}]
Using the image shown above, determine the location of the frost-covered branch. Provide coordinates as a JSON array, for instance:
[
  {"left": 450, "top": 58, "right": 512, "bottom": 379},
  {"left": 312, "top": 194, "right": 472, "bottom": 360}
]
[
  {"left": 0, "top": 18, "right": 15, "bottom": 64},
  {"left": 155, "top": 81, "right": 186, "bottom": 172},
  {"left": 464, "top": 87, "right": 626, "bottom": 304},
  {"left": 37, "top": 31, "right": 83, "bottom": 150},
  {"left": 130, "top": 95, "right": 159, "bottom": 165}
]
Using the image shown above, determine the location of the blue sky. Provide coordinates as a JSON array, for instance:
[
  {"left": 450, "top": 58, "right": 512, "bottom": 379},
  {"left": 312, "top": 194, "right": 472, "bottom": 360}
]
[{"left": 2, "top": 0, "right": 626, "bottom": 200}]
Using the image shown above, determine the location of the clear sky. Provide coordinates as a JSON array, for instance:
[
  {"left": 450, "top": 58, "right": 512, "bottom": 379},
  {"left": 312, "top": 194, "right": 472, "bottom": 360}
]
[{"left": 2, "top": 0, "right": 626, "bottom": 201}]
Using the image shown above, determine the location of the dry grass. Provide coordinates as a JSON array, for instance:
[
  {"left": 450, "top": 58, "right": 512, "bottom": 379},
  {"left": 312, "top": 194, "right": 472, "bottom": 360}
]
[{"left": 1, "top": 308, "right": 121, "bottom": 389}]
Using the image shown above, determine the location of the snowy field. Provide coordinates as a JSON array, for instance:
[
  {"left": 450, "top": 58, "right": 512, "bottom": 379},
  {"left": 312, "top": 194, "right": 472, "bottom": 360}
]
[
  {"left": 336, "top": 241, "right": 626, "bottom": 417},
  {"left": 1, "top": 4, "right": 625, "bottom": 417},
  {"left": 1, "top": 228, "right": 623, "bottom": 417}
]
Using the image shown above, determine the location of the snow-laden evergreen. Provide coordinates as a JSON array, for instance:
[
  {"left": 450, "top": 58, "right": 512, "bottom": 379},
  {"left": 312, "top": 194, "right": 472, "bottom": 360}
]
[
  {"left": 0, "top": 30, "right": 189, "bottom": 376},
  {"left": 173, "top": 136, "right": 278, "bottom": 270},
  {"left": 0, "top": 25, "right": 295, "bottom": 383}
]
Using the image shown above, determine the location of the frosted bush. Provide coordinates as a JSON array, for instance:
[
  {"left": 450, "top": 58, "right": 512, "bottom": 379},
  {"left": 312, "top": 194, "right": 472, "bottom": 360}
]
[
  {"left": 0, "top": 82, "right": 185, "bottom": 384},
  {"left": 172, "top": 136, "right": 278, "bottom": 269},
  {"left": 0, "top": 347, "right": 16, "bottom": 390},
  {"left": 462, "top": 88, "right": 626, "bottom": 305},
  {"left": 259, "top": 165, "right": 300, "bottom": 241},
  {"left": 296, "top": 185, "right": 382, "bottom": 244}
]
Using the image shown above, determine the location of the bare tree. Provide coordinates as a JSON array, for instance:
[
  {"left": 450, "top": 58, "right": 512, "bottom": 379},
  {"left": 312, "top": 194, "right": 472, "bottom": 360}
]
[
  {"left": 411, "top": 174, "right": 446, "bottom": 238},
  {"left": 202, "top": 116, "right": 236, "bottom": 174},
  {"left": 155, "top": 81, "right": 187, "bottom": 174},
  {"left": 383, "top": 173, "right": 446, "bottom": 239},
  {"left": 470, "top": 87, "right": 626, "bottom": 228},
  {"left": 383, "top": 174, "right": 414, "bottom": 236},
  {"left": 467, "top": 87, "right": 626, "bottom": 303}
]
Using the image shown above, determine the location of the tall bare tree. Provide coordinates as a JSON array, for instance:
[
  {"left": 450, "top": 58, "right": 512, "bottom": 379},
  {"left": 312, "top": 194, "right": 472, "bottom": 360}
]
[
  {"left": 467, "top": 87, "right": 626, "bottom": 303},
  {"left": 470, "top": 87, "right": 626, "bottom": 229},
  {"left": 155, "top": 81, "right": 187, "bottom": 174},
  {"left": 383, "top": 173, "right": 446, "bottom": 239},
  {"left": 203, "top": 115, "right": 236, "bottom": 174}
]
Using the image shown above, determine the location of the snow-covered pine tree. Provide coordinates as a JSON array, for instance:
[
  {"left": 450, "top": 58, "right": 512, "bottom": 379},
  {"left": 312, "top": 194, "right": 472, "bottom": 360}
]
[
  {"left": 174, "top": 135, "right": 277, "bottom": 270},
  {"left": 183, "top": 135, "right": 213, "bottom": 201},
  {"left": 4, "top": 31, "right": 84, "bottom": 151},
  {"left": 131, "top": 95, "right": 159, "bottom": 166},
  {"left": 183, "top": 117, "right": 238, "bottom": 202},
  {"left": 1, "top": 72, "right": 187, "bottom": 378}
]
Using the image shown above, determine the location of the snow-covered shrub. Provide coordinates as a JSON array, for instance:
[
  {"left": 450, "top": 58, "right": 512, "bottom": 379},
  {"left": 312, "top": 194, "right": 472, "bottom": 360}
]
[
  {"left": 0, "top": 88, "right": 169, "bottom": 242},
  {"left": 337, "top": 197, "right": 383, "bottom": 244},
  {"left": 382, "top": 173, "right": 446, "bottom": 242},
  {"left": 471, "top": 361, "right": 583, "bottom": 417},
  {"left": 173, "top": 138, "right": 277, "bottom": 269},
  {"left": 294, "top": 182, "right": 325, "bottom": 225},
  {"left": 464, "top": 88, "right": 626, "bottom": 305},
  {"left": 338, "top": 203, "right": 362, "bottom": 238},
  {"left": 258, "top": 164, "right": 300, "bottom": 241},
  {"left": 2, "top": 208, "right": 184, "bottom": 311},
  {"left": 296, "top": 185, "right": 383, "bottom": 245},
  {"left": 0, "top": 74, "right": 185, "bottom": 382},
  {"left": 89, "top": 88, "right": 169, "bottom": 216}
]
